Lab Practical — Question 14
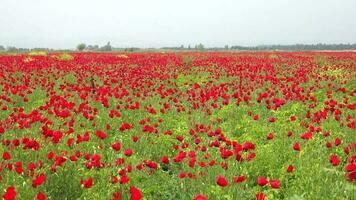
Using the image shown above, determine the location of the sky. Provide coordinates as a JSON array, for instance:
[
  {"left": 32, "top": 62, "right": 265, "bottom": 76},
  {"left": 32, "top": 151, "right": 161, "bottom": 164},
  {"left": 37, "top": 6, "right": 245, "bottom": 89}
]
[{"left": 0, "top": 0, "right": 355, "bottom": 49}]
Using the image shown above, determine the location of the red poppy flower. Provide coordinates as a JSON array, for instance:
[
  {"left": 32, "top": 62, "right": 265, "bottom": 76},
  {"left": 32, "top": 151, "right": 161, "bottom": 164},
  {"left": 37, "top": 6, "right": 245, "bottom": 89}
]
[
  {"left": 330, "top": 154, "right": 340, "bottom": 166},
  {"left": 80, "top": 178, "right": 94, "bottom": 188},
  {"left": 287, "top": 165, "right": 294, "bottom": 173},
  {"left": 256, "top": 192, "right": 266, "bottom": 200},
  {"left": 95, "top": 130, "right": 106, "bottom": 140},
  {"left": 160, "top": 156, "right": 170, "bottom": 164},
  {"left": 346, "top": 163, "right": 356, "bottom": 183},
  {"left": 124, "top": 149, "right": 133, "bottom": 157},
  {"left": 37, "top": 192, "right": 47, "bottom": 200},
  {"left": 270, "top": 179, "right": 280, "bottom": 189},
  {"left": 129, "top": 186, "right": 142, "bottom": 200},
  {"left": 112, "top": 191, "right": 121, "bottom": 200},
  {"left": 334, "top": 138, "right": 342, "bottom": 146},
  {"left": 217, "top": 175, "right": 228, "bottom": 187},
  {"left": 2, "top": 186, "right": 16, "bottom": 200},
  {"left": 267, "top": 132, "right": 274, "bottom": 140},
  {"left": 2, "top": 151, "right": 11, "bottom": 160},
  {"left": 325, "top": 142, "right": 332, "bottom": 149},
  {"left": 32, "top": 173, "right": 46, "bottom": 188},
  {"left": 269, "top": 117, "right": 276, "bottom": 123},
  {"left": 257, "top": 176, "right": 268, "bottom": 186},
  {"left": 194, "top": 194, "right": 207, "bottom": 200},
  {"left": 119, "top": 175, "right": 129, "bottom": 184},
  {"left": 112, "top": 141, "right": 121, "bottom": 151},
  {"left": 293, "top": 143, "right": 301, "bottom": 151},
  {"left": 287, "top": 131, "right": 293, "bottom": 137},
  {"left": 233, "top": 175, "right": 246, "bottom": 184},
  {"left": 179, "top": 172, "right": 186, "bottom": 179}
]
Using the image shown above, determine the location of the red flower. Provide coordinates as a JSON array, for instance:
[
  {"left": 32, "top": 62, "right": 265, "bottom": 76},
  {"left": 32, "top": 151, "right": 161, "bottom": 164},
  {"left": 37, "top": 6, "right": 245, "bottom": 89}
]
[
  {"left": 330, "top": 154, "right": 340, "bottom": 166},
  {"left": 334, "top": 138, "right": 342, "bottom": 146},
  {"left": 2, "top": 151, "right": 11, "bottom": 160},
  {"left": 194, "top": 194, "right": 207, "bottom": 200},
  {"left": 112, "top": 141, "right": 121, "bottom": 151},
  {"left": 179, "top": 172, "right": 186, "bottom": 179},
  {"left": 160, "top": 156, "right": 170, "bottom": 164},
  {"left": 120, "top": 122, "right": 133, "bottom": 131},
  {"left": 256, "top": 192, "right": 266, "bottom": 200},
  {"left": 32, "top": 173, "right": 46, "bottom": 188},
  {"left": 267, "top": 132, "right": 274, "bottom": 140},
  {"left": 119, "top": 175, "right": 129, "bottom": 184},
  {"left": 270, "top": 179, "right": 280, "bottom": 189},
  {"left": 217, "top": 175, "right": 228, "bottom": 187},
  {"left": 326, "top": 142, "right": 332, "bottom": 149},
  {"left": 129, "top": 186, "right": 142, "bottom": 200},
  {"left": 37, "top": 192, "right": 47, "bottom": 200},
  {"left": 346, "top": 163, "right": 356, "bottom": 183},
  {"left": 257, "top": 176, "right": 268, "bottom": 186},
  {"left": 233, "top": 175, "right": 246, "bottom": 184},
  {"left": 132, "top": 136, "right": 139, "bottom": 142},
  {"left": 246, "top": 152, "right": 256, "bottom": 161},
  {"left": 124, "top": 149, "right": 133, "bottom": 157},
  {"left": 142, "top": 125, "right": 154, "bottom": 133},
  {"left": 95, "top": 130, "right": 107, "bottom": 140},
  {"left": 2, "top": 186, "right": 16, "bottom": 200},
  {"left": 346, "top": 163, "right": 356, "bottom": 172},
  {"left": 112, "top": 191, "right": 121, "bottom": 200},
  {"left": 290, "top": 116, "right": 297, "bottom": 121},
  {"left": 287, "top": 165, "right": 294, "bottom": 173},
  {"left": 269, "top": 117, "right": 276, "bottom": 123},
  {"left": 287, "top": 131, "right": 293, "bottom": 137},
  {"left": 300, "top": 132, "right": 313, "bottom": 140},
  {"left": 293, "top": 142, "right": 301, "bottom": 151},
  {"left": 80, "top": 178, "right": 94, "bottom": 188}
]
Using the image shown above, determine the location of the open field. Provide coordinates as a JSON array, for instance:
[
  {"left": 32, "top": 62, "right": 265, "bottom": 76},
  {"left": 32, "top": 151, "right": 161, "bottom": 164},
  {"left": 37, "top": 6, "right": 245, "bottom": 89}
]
[{"left": 0, "top": 52, "right": 355, "bottom": 200}]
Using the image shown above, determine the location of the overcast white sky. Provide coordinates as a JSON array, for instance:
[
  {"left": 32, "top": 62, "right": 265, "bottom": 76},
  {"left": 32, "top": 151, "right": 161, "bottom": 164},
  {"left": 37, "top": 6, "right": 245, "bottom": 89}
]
[{"left": 0, "top": 0, "right": 355, "bottom": 49}]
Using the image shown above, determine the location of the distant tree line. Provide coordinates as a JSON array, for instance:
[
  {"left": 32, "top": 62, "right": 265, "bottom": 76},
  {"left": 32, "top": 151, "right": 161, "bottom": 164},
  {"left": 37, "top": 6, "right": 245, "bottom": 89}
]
[
  {"left": 161, "top": 43, "right": 356, "bottom": 51},
  {"left": 1, "top": 43, "right": 356, "bottom": 53},
  {"left": 77, "top": 42, "right": 112, "bottom": 52},
  {"left": 0, "top": 46, "right": 55, "bottom": 52},
  {"left": 230, "top": 43, "right": 356, "bottom": 51},
  {"left": 161, "top": 43, "right": 206, "bottom": 51}
]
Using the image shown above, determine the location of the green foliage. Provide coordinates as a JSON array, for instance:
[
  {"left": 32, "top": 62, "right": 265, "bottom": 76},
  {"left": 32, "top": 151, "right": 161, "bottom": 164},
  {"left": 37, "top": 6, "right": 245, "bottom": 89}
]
[
  {"left": 45, "top": 168, "right": 83, "bottom": 200},
  {"left": 175, "top": 71, "right": 210, "bottom": 87},
  {"left": 182, "top": 55, "right": 194, "bottom": 66},
  {"left": 1, "top": 53, "right": 355, "bottom": 200},
  {"left": 29, "top": 51, "right": 47, "bottom": 56},
  {"left": 58, "top": 53, "right": 74, "bottom": 61},
  {"left": 77, "top": 43, "right": 86, "bottom": 51}
]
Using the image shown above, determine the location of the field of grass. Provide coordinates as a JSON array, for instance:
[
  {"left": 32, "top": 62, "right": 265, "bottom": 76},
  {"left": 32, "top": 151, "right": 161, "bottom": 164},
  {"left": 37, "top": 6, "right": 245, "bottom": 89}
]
[{"left": 0, "top": 52, "right": 355, "bottom": 200}]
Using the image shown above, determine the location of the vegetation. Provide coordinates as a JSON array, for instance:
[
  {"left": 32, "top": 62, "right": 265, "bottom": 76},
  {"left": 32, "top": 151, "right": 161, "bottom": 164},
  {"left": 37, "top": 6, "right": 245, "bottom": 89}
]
[
  {"left": 77, "top": 43, "right": 87, "bottom": 51},
  {"left": 1, "top": 43, "right": 356, "bottom": 53},
  {"left": 0, "top": 52, "right": 355, "bottom": 200}
]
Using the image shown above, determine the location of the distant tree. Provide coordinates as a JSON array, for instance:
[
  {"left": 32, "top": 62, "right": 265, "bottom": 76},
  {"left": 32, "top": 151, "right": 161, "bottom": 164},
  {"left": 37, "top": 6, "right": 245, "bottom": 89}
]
[
  {"left": 107, "top": 42, "right": 112, "bottom": 51},
  {"left": 6, "top": 46, "right": 18, "bottom": 52},
  {"left": 196, "top": 43, "right": 205, "bottom": 51},
  {"left": 86, "top": 45, "right": 99, "bottom": 51},
  {"left": 224, "top": 45, "right": 229, "bottom": 50},
  {"left": 0, "top": 45, "right": 5, "bottom": 51},
  {"left": 100, "top": 42, "right": 112, "bottom": 52},
  {"left": 77, "top": 43, "right": 86, "bottom": 51}
]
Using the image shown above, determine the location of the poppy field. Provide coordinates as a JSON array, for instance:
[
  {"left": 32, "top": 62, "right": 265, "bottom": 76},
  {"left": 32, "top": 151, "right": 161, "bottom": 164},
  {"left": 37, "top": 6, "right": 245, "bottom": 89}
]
[{"left": 0, "top": 52, "right": 355, "bottom": 200}]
